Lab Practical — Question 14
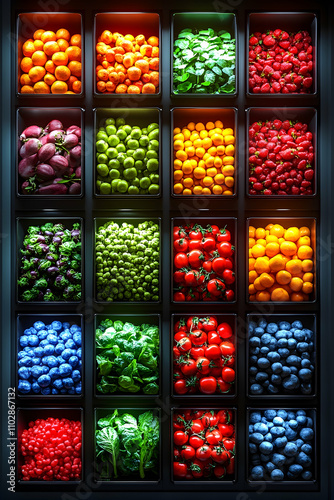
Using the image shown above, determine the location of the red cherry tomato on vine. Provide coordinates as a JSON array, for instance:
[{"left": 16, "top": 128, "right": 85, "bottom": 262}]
[
  {"left": 180, "top": 445, "right": 195, "bottom": 461},
  {"left": 222, "top": 367, "right": 235, "bottom": 383},
  {"left": 174, "top": 238, "right": 188, "bottom": 253},
  {"left": 217, "top": 322, "right": 233, "bottom": 339},
  {"left": 205, "top": 344, "right": 221, "bottom": 360},
  {"left": 199, "top": 376, "right": 217, "bottom": 394},
  {"left": 173, "top": 227, "right": 187, "bottom": 240},
  {"left": 196, "top": 445, "right": 212, "bottom": 461},
  {"left": 173, "top": 461, "right": 187, "bottom": 477},
  {"left": 207, "top": 330, "right": 221, "bottom": 344},
  {"left": 189, "top": 329, "right": 207, "bottom": 346},
  {"left": 205, "top": 429, "right": 223, "bottom": 445},
  {"left": 174, "top": 431, "right": 188, "bottom": 446},
  {"left": 195, "top": 357, "right": 210, "bottom": 374},
  {"left": 174, "top": 252, "right": 188, "bottom": 269},
  {"left": 217, "top": 241, "right": 234, "bottom": 258}
]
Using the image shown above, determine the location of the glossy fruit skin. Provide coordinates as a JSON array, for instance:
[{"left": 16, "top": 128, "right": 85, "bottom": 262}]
[
  {"left": 173, "top": 409, "right": 235, "bottom": 480},
  {"left": 173, "top": 222, "right": 235, "bottom": 302},
  {"left": 173, "top": 315, "right": 236, "bottom": 395},
  {"left": 248, "top": 118, "right": 315, "bottom": 196}
]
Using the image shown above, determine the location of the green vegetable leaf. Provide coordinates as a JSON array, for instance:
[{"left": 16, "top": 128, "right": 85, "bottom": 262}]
[{"left": 96, "top": 426, "right": 120, "bottom": 478}]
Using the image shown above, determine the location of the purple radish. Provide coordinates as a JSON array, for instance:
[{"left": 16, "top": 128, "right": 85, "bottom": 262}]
[
  {"left": 75, "top": 166, "right": 81, "bottom": 178},
  {"left": 46, "top": 120, "right": 63, "bottom": 132},
  {"left": 36, "top": 163, "right": 56, "bottom": 181},
  {"left": 37, "top": 184, "right": 68, "bottom": 195},
  {"left": 63, "top": 133, "right": 79, "bottom": 149},
  {"left": 49, "top": 155, "right": 69, "bottom": 176},
  {"left": 66, "top": 125, "right": 81, "bottom": 139},
  {"left": 70, "top": 145, "right": 81, "bottom": 160},
  {"left": 68, "top": 168, "right": 74, "bottom": 175},
  {"left": 45, "top": 130, "right": 65, "bottom": 143},
  {"left": 69, "top": 156, "right": 80, "bottom": 168},
  {"left": 18, "top": 155, "right": 38, "bottom": 179},
  {"left": 69, "top": 182, "right": 81, "bottom": 195},
  {"left": 21, "top": 181, "right": 33, "bottom": 194},
  {"left": 38, "top": 143, "right": 56, "bottom": 162},
  {"left": 40, "top": 135, "right": 49, "bottom": 145},
  {"left": 20, "top": 125, "right": 43, "bottom": 140},
  {"left": 19, "top": 138, "right": 41, "bottom": 158}
]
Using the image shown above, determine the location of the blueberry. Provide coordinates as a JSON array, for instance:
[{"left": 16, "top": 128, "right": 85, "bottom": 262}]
[
  {"left": 60, "top": 331, "right": 72, "bottom": 342},
  {"left": 296, "top": 415, "right": 307, "bottom": 425},
  {"left": 55, "top": 343, "right": 65, "bottom": 355},
  {"left": 296, "top": 410, "right": 306, "bottom": 416},
  {"left": 267, "top": 384, "right": 279, "bottom": 394},
  {"left": 250, "top": 347, "right": 260, "bottom": 355},
  {"left": 278, "top": 348, "right": 290, "bottom": 358},
  {"left": 281, "top": 366, "right": 291, "bottom": 378},
  {"left": 287, "top": 411, "right": 296, "bottom": 420},
  {"left": 37, "top": 374, "right": 51, "bottom": 387},
  {"left": 259, "top": 453, "right": 271, "bottom": 463},
  {"left": 295, "top": 439, "right": 304, "bottom": 449},
  {"left": 259, "top": 441, "right": 273, "bottom": 455},
  {"left": 65, "top": 339, "right": 76, "bottom": 349},
  {"left": 261, "top": 334, "right": 272, "bottom": 345},
  {"left": 283, "top": 374, "right": 299, "bottom": 390},
  {"left": 299, "top": 368, "right": 312, "bottom": 381},
  {"left": 33, "top": 321, "right": 46, "bottom": 331},
  {"left": 275, "top": 330, "right": 289, "bottom": 340},
  {"left": 250, "top": 336, "right": 261, "bottom": 347},
  {"left": 28, "top": 335, "right": 39, "bottom": 347},
  {"left": 301, "top": 359, "right": 311, "bottom": 368},
  {"left": 249, "top": 443, "right": 257, "bottom": 454},
  {"left": 62, "top": 322, "right": 70, "bottom": 329},
  {"left": 251, "top": 465, "right": 264, "bottom": 480},
  {"left": 250, "top": 355, "right": 258, "bottom": 365},
  {"left": 19, "top": 335, "right": 29, "bottom": 347},
  {"left": 264, "top": 410, "right": 276, "bottom": 421},
  {"left": 74, "top": 382, "right": 82, "bottom": 394},
  {"left": 287, "top": 338, "right": 297, "bottom": 350},
  {"left": 267, "top": 323, "right": 279, "bottom": 334},
  {"left": 254, "top": 423, "right": 268, "bottom": 434},
  {"left": 285, "top": 427, "right": 298, "bottom": 440},
  {"left": 278, "top": 321, "right": 291, "bottom": 330},
  {"left": 271, "top": 362, "right": 283, "bottom": 374},
  {"left": 262, "top": 380, "right": 270, "bottom": 388},
  {"left": 289, "top": 464, "right": 304, "bottom": 477},
  {"left": 277, "top": 410, "right": 288, "bottom": 420},
  {"left": 297, "top": 342, "right": 309, "bottom": 353},
  {"left": 59, "top": 363, "right": 72, "bottom": 377},
  {"left": 41, "top": 387, "right": 51, "bottom": 395},
  {"left": 258, "top": 357, "right": 270, "bottom": 369},
  {"left": 301, "top": 443, "right": 312, "bottom": 455},
  {"left": 73, "top": 332, "right": 81, "bottom": 346},
  {"left": 283, "top": 442, "right": 298, "bottom": 457},
  {"left": 272, "top": 453, "right": 286, "bottom": 467},
  {"left": 70, "top": 324, "right": 81, "bottom": 333},
  {"left": 46, "top": 333, "right": 58, "bottom": 345},
  {"left": 62, "top": 348, "right": 73, "bottom": 361},
  {"left": 273, "top": 417, "right": 284, "bottom": 426},
  {"left": 277, "top": 338, "right": 288, "bottom": 348},
  {"left": 42, "top": 366, "right": 49, "bottom": 374},
  {"left": 60, "top": 388, "right": 68, "bottom": 394},
  {"left": 52, "top": 378, "right": 63, "bottom": 389},
  {"left": 255, "top": 372, "right": 268, "bottom": 383},
  {"left": 250, "top": 412, "right": 262, "bottom": 424},
  {"left": 57, "top": 356, "right": 66, "bottom": 365},
  {"left": 49, "top": 367, "right": 60, "bottom": 379},
  {"left": 51, "top": 321, "right": 62, "bottom": 331},
  {"left": 301, "top": 470, "right": 313, "bottom": 480},
  {"left": 271, "top": 469, "right": 284, "bottom": 481},
  {"left": 267, "top": 351, "right": 280, "bottom": 363},
  {"left": 18, "top": 357, "right": 32, "bottom": 367},
  {"left": 250, "top": 433, "right": 264, "bottom": 444},
  {"left": 18, "top": 380, "right": 31, "bottom": 394},
  {"left": 290, "top": 366, "right": 298, "bottom": 375},
  {"left": 291, "top": 320, "right": 303, "bottom": 329},
  {"left": 68, "top": 356, "right": 78, "bottom": 367},
  {"left": 32, "top": 382, "right": 41, "bottom": 394},
  {"left": 300, "top": 428, "right": 314, "bottom": 441},
  {"left": 256, "top": 325, "right": 266, "bottom": 335},
  {"left": 271, "top": 374, "right": 282, "bottom": 385},
  {"left": 43, "top": 344, "right": 55, "bottom": 355},
  {"left": 63, "top": 377, "right": 74, "bottom": 389},
  {"left": 39, "top": 339, "right": 49, "bottom": 347},
  {"left": 38, "top": 330, "right": 48, "bottom": 340},
  {"left": 30, "top": 366, "right": 44, "bottom": 378},
  {"left": 250, "top": 384, "right": 263, "bottom": 395},
  {"left": 76, "top": 348, "right": 82, "bottom": 359},
  {"left": 249, "top": 366, "right": 258, "bottom": 375},
  {"left": 264, "top": 433, "right": 273, "bottom": 443},
  {"left": 51, "top": 388, "right": 59, "bottom": 395},
  {"left": 293, "top": 330, "right": 305, "bottom": 342},
  {"left": 274, "top": 436, "right": 287, "bottom": 449},
  {"left": 33, "top": 346, "right": 44, "bottom": 358},
  {"left": 260, "top": 347, "right": 270, "bottom": 355},
  {"left": 67, "top": 388, "right": 75, "bottom": 395},
  {"left": 265, "top": 461, "right": 275, "bottom": 473},
  {"left": 269, "top": 339, "right": 278, "bottom": 350},
  {"left": 271, "top": 426, "right": 285, "bottom": 438},
  {"left": 288, "top": 420, "right": 298, "bottom": 429}
]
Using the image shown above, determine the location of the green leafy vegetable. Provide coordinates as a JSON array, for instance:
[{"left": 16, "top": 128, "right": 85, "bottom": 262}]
[
  {"left": 96, "top": 319, "right": 159, "bottom": 394},
  {"left": 173, "top": 28, "right": 236, "bottom": 94},
  {"left": 95, "top": 410, "right": 159, "bottom": 480}
]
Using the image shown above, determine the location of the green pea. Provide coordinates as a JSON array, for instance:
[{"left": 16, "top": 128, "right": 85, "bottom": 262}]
[
  {"left": 147, "top": 158, "right": 159, "bottom": 172},
  {"left": 123, "top": 157, "right": 135, "bottom": 169},
  {"left": 116, "top": 143, "right": 126, "bottom": 153},
  {"left": 109, "top": 169, "right": 120, "bottom": 179},
  {"left": 149, "top": 173, "right": 159, "bottom": 183},
  {"left": 135, "top": 160, "right": 145, "bottom": 171},
  {"left": 97, "top": 153, "right": 108, "bottom": 164},
  {"left": 111, "top": 179, "right": 119, "bottom": 192},
  {"left": 140, "top": 177, "right": 151, "bottom": 189},
  {"left": 100, "top": 182, "right": 111, "bottom": 194},
  {"left": 106, "top": 124, "right": 117, "bottom": 136},
  {"left": 148, "top": 139, "right": 159, "bottom": 151},
  {"left": 139, "top": 135, "right": 149, "bottom": 147},
  {"left": 146, "top": 150, "right": 158, "bottom": 159},
  {"left": 117, "top": 180, "right": 129, "bottom": 193},
  {"left": 108, "top": 159, "right": 120, "bottom": 170},
  {"left": 133, "top": 148, "right": 146, "bottom": 160},
  {"left": 97, "top": 164, "right": 109, "bottom": 177},
  {"left": 116, "top": 128, "right": 127, "bottom": 141},
  {"left": 128, "top": 185, "right": 139, "bottom": 194},
  {"left": 127, "top": 138, "right": 139, "bottom": 149},
  {"left": 108, "top": 134, "right": 120, "bottom": 147},
  {"left": 96, "top": 131, "right": 109, "bottom": 142},
  {"left": 147, "top": 122, "right": 159, "bottom": 133},
  {"left": 123, "top": 167, "right": 137, "bottom": 181},
  {"left": 96, "top": 140, "right": 108, "bottom": 153},
  {"left": 106, "top": 147, "right": 118, "bottom": 159},
  {"left": 122, "top": 124, "right": 132, "bottom": 135},
  {"left": 148, "top": 184, "right": 160, "bottom": 195},
  {"left": 105, "top": 118, "right": 115, "bottom": 126}
]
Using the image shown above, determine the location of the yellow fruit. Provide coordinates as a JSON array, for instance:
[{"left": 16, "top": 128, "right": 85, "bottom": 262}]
[
  {"left": 271, "top": 288, "right": 290, "bottom": 302},
  {"left": 276, "top": 270, "right": 292, "bottom": 285},
  {"left": 284, "top": 227, "right": 300, "bottom": 242},
  {"left": 280, "top": 241, "right": 297, "bottom": 257},
  {"left": 269, "top": 254, "right": 285, "bottom": 273},
  {"left": 251, "top": 244, "right": 266, "bottom": 258},
  {"left": 254, "top": 257, "right": 270, "bottom": 274}
]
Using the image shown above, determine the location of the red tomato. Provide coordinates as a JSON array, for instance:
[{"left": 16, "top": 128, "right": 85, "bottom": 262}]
[
  {"left": 173, "top": 291, "right": 185, "bottom": 301},
  {"left": 188, "top": 249, "right": 204, "bottom": 269},
  {"left": 185, "top": 289, "right": 200, "bottom": 301},
  {"left": 174, "top": 331, "right": 187, "bottom": 342},
  {"left": 174, "top": 252, "right": 188, "bottom": 269},
  {"left": 180, "top": 445, "right": 195, "bottom": 461},
  {"left": 201, "top": 237, "right": 216, "bottom": 253},
  {"left": 207, "top": 279, "right": 226, "bottom": 297},
  {"left": 173, "top": 448, "right": 180, "bottom": 460},
  {"left": 217, "top": 228, "right": 231, "bottom": 242},
  {"left": 173, "top": 227, "right": 187, "bottom": 240},
  {"left": 189, "top": 229, "right": 203, "bottom": 240},
  {"left": 207, "top": 330, "right": 221, "bottom": 344},
  {"left": 219, "top": 424, "right": 234, "bottom": 437},
  {"left": 189, "top": 329, "right": 207, "bottom": 346},
  {"left": 205, "top": 224, "right": 220, "bottom": 237},
  {"left": 226, "top": 456, "right": 235, "bottom": 475},
  {"left": 174, "top": 319, "right": 187, "bottom": 333},
  {"left": 205, "top": 344, "right": 221, "bottom": 360},
  {"left": 199, "top": 376, "right": 217, "bottom": 394},
  {"left": 190, "top": 346, "right": 205, "bottom": 359},
  {"left": 173, "top": 414, "right": 185, "bottom": 430},
  {"left": 217, "top": 241, "right": 234, "bottom": 258},
  {"left": 202, "top": 260, "right": 212, "bottom": 272},
  {"left": 173, "top": 270, "right": 186, "bottom": 284},
  {"left": 223, "top": 438, "right": 235, "bottom": 451},
  {"left": 225, "top": 289, "right": 235, "bottom": 301},
  {"left": 222, "top": 367, "right": 235, "bottom": 383},
  {"left": 196, "top": 445, "right": 212, "bottom": 461},
  {"left": 222, "top": 269, "right": 235, "bottom": 284},
  {"left": 190, "top": 459, "right": 204, "bottom": 478},
  {"left": 196, "top": 357, "right": 210, "bottom": 374},
  {"left": 190, "top": 419, "right": 204, "bottom": 434},
  {"left": 174, "top": 379, "right": 188, "bottom": 395},
  {"left": 225, "top": 355, "right": 235, "bottom": 368},
  {"left": 220, "top": 341, "right": 235, "bottom": 356},
  {"left": 188, "top": 239, "right": 202, "bottom": 250},
  {"left": 216, "top": 410, "right": 232, "bottom": 424},
  {"left": 213, "top": 464, "right": 227, "bottom": 479},
  {"left": 191, "top": 410, "right": 204, "bottom": 419},
  {"left": 189, "top": 435, "right": 205, "bottom": 449},
  {"left": 202, "top": 412, "right": 219, "bottom": 428},
  {"left": 180, "top": 359, "right": 197, "bottom": 377},
  {"left": 177, "top": 337, "right": 192, "bottom": 353},
  {"left": 217, "top": 322, "right": 233, "bottom": 339},
  {"left": 187, "top": 316, "right": 203, "bottom": 331},
  {"left": 184, "top": 270, "right": 200, "bottom": 287},
  {"left": 174, "top": 431, "right": 188, "bottom": 446},
  {"left": 174, "top": 238, "right": 188, "bottom": 252},
  {"left": 212, "top": 257, "right": 227, "bottom": 275},
  {"left": 217, "top": 377, "right": 232, "bottom": 393},
  {"left": 201, "top": 316, "right": 218, "bottom": 332},
  {"left": 224, "top": 258, "right": 234, "bottom": 270},
  {"left": 173, "top": 346, "right": 181, "bottom": 359},
  {"left": 205, "top": 429, "right": 222, "bottom": 445},
  {"left": 173, "top": 461, "right": 187, "bottom": 477},
  {"left": 211, "top": 448, "right": 230, "bottom": 464}
]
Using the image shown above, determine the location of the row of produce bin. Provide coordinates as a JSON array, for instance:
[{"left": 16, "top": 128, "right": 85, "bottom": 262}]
[{"left": 16, "top": 12, "right": 317, "bottom": 96}]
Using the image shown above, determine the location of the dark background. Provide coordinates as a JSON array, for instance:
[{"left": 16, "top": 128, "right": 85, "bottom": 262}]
[{"left": 1, "top": 0, "right": 333, "bottom": 498}]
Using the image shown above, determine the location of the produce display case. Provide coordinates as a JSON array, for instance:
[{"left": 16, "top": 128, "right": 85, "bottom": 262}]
[{"left": 1, "top": 1, "right": 333, "bottom": 499}]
